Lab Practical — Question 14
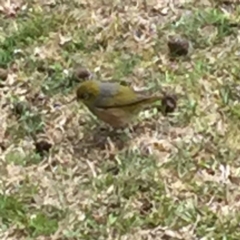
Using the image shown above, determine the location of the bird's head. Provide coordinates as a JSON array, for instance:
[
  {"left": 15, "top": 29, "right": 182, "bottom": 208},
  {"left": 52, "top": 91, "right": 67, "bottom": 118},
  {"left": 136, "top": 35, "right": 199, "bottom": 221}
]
[{"left": 76, "top": 80, "right": 100, "bottom": 107}]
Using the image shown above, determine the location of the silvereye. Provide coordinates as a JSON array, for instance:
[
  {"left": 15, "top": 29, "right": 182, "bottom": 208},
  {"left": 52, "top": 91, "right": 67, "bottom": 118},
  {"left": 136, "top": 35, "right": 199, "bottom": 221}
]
[{"left": 76, "top": 80, "right": 162, "bottom": 128}]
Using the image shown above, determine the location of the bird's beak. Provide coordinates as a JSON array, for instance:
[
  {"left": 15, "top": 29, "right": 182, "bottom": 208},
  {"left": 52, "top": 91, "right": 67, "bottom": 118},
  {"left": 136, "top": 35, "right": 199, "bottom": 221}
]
[{"left": 65, "top": 97, "right": 77, "bottom": 105}]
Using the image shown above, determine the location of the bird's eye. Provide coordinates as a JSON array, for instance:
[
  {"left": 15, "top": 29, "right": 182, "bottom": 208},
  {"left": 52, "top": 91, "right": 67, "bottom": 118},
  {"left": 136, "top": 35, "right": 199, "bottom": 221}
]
[{"left": 80, "top": 92, "right": 90, "bottom": 100}]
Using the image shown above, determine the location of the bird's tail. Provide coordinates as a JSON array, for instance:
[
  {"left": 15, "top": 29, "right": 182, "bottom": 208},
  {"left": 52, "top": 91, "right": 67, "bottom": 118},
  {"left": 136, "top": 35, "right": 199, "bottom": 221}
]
[{"left": 141, "top": 95, "right": 162, "bottom": 105}]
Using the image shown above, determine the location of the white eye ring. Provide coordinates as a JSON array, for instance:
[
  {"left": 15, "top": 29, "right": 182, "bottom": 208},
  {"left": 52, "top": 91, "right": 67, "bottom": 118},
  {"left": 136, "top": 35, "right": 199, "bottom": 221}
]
[{"left": 81, "top": 92, "right": 90, "bottom": 100}]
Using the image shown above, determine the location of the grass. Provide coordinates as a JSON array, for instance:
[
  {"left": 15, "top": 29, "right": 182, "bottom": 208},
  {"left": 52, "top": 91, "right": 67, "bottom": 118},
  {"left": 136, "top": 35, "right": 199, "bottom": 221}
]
[{"left": 1, "top": 0, "right": 240, "bottom": 239}]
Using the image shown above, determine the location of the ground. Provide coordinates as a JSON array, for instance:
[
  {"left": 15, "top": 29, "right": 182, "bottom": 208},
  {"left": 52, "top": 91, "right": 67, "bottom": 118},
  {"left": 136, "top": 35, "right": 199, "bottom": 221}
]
[{"left": 0, "top": 0, "right": 240, "bottom": 239}]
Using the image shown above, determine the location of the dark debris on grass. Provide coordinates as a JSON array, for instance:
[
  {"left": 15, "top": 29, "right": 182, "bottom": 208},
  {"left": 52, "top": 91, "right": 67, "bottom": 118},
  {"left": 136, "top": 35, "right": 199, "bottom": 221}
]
[{"left": 1, "top": 0, "right": 240, "bottom": 239}]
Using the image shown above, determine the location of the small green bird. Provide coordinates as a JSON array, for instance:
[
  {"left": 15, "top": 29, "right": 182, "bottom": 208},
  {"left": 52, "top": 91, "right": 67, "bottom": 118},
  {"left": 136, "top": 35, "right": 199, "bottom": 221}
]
[{"left": 74, "top": 80, "right": 162, "bottom": 128}]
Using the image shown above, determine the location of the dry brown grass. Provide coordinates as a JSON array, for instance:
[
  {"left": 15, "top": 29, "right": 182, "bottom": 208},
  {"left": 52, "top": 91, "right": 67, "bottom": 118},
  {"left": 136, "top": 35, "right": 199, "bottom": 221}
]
[{"left": 1, "top": 0, "right": 240, "bottom": 239}]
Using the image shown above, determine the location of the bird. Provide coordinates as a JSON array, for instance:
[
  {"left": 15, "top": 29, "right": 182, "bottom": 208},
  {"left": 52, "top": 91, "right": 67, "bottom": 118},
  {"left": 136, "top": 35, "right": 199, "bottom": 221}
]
[{"left": 75, "top": 80, "right": 162, "bottom": 128}]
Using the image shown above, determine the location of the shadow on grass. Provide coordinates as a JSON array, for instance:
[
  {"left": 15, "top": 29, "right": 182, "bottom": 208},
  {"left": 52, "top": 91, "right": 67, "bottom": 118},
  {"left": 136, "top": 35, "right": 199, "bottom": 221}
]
[{"left": 72, "top": 125, "right": 129, "bottom": 154}]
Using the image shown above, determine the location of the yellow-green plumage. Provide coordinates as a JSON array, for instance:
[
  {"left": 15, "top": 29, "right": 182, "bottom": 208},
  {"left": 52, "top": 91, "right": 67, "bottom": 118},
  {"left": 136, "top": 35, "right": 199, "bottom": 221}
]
[{"left": 76, "top": 80, "right": 161, "bottom": 128}]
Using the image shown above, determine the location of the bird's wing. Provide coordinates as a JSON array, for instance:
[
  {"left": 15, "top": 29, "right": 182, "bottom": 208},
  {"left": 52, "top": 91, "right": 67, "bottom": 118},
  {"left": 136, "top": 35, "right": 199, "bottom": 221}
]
[{"left": 95, "top": 84, "right": 148, "bottom": 108}]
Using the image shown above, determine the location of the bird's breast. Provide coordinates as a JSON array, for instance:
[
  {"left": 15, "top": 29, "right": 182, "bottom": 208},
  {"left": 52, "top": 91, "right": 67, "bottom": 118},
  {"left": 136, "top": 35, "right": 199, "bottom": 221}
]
[{"left": 91, "top": 107, "right": 133, "bottom": 128}]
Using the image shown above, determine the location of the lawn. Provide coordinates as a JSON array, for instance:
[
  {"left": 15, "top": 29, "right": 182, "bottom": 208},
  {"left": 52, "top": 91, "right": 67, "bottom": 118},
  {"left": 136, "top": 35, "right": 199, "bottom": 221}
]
[{"left": 1, "top": 0, "right": 240, "bottom": 239}]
